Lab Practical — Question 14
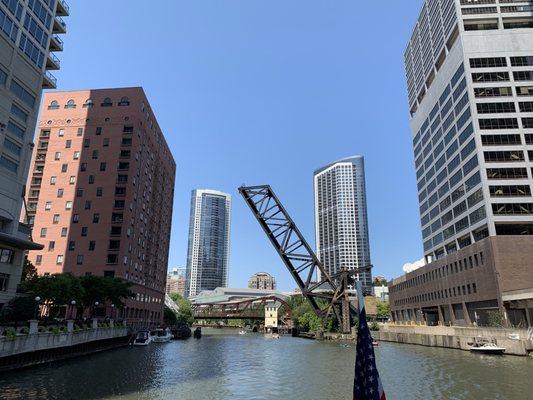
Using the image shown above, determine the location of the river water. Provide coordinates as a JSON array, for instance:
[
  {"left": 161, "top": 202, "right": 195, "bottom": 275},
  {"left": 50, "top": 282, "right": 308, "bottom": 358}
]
[{"left": 0, "top": 329, "right": 531, "bottom": 400}]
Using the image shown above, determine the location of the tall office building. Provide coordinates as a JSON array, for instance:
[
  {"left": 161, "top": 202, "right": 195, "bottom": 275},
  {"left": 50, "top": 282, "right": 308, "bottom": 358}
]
[
  {"left": 248, "top": 272, "right": 276, "bottom": 290},
  {"left": 389, "top": 0, "right": 533, "bottom": 327},
  {"left": 25, "top": 88, "right": 176, "bottom": 325},
  {"left": 185, "top": 189, "right": 231, "bottom": 298},
  {"left": 0, "top": 0, "right": 68, "bottom": 307},
  {"left": 314, "top": 156, "right": 372, "bottom": 293}
]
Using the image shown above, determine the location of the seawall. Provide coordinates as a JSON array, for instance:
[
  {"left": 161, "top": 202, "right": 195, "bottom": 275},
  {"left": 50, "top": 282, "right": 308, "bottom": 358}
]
[{"left": 374, "top": 324, "right": 533, "bottom": 356}]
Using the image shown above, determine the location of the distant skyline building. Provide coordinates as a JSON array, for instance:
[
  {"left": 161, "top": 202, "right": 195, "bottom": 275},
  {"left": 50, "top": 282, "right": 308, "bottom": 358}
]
[
  {"left": 166, "top": 267, "right": 186, "bottom": 297},
  {"left": 25, "top": 88, "right": 176, "bottom": 326},
  {"left": 0, "top": 0, "right": 69, "bottom": 307},
  {"left": 390, "top": 0, "right": 533, "bottom": 327},
  {"left": 248, "top": 272, "right": 276, "bottom": 290},
  {"left": 314, "top": 156, "right": 372, "bottom": 293},
  {"left": 185, "top": 189, "right": 231, "bottom": 298}
]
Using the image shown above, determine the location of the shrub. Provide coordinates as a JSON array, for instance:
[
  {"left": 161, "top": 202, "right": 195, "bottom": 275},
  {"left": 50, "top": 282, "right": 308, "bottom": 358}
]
[
  {"left": 370, "top": 321, "right": 380, "bottom": 331},
  {"left": 3, "top": 328, "right": 17, "bottom": 340}
]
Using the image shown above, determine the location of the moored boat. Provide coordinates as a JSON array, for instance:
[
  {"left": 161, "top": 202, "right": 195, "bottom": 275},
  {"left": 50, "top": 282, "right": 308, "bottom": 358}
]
[
  {"left": 151, "top": 328, "right": 172, "bottom": 343},
  {"left": 133, "top": 330, "right": 152, "bottom": 346},
  {"left": 470, "top": 342, "right": 506, "bottom": 355}
]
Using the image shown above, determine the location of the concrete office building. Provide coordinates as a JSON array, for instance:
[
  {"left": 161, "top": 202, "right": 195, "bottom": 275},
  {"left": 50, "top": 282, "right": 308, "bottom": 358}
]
[
  {"left": 0, "top": 0, "right": 68, "bottom": 307},
  {"left": 314, "top": 156, "right": 372, "bottom": 293},
  {"left": 390, "top": 0, "right": 533, "bottom": 327},
  {"left": 25, "top": 88, "right": 176, "bottom": 325},
  {"left": 185, "top": 189, "right": 231, "bottom": 298},
  {"left": 248, "top": 272, "right": 276, "bottom": 290},
  {"left": 166, "top": 267, "right": 186, "bottom": 297}
]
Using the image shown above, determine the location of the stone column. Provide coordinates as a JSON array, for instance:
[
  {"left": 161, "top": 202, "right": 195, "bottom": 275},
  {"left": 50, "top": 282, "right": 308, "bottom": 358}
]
[
  {"left": 437, "top": 306, "right": 444, "bottom": 326},
  {"left": 109, "top": 319, "right": 114, "bottom": 328},
  {"left": 462, "top": 302, "right": 471, "bottom": 325},
  {"left": 67, "top": 320, "right": 74, "bottom": 333},
  {"left": 449, "top": 304, "right": 456, "bottom": 326},
  {"left": 525, "top": 306, "right": 531, "bottom": 328},
  {"left": 29, "top": 320, "right": 39, "bottom": 335},
  {"left": 92, "top": 318, "right": 98, "bottom": 329}
]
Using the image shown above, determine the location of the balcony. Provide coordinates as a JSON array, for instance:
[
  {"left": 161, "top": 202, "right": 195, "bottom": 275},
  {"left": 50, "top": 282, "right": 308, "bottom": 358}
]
[
  {"left": 56, "top": 0, "right": 70, "bottom": 16},
  {"left": 46, "top": 52, "right": 60, "bottom": 70},
  {"left": 53, "top": 16, "right": 67, "bottom": 34},
  {"left": 42, "top": 71, "right": 57, "bottom": 89},
  {"left": 49, "top": 35, "right": 63, "bottom": 52}
]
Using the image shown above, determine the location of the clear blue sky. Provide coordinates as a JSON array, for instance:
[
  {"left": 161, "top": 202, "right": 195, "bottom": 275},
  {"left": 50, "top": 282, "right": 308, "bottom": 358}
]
[{"left": 54, "top": 1, "right": 424, "bottom": 291}]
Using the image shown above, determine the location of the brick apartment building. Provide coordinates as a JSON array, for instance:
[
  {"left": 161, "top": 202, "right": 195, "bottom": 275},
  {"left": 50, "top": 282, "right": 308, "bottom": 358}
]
[{"left": 24, "top": 87, "right": 175, "bottom": 325}]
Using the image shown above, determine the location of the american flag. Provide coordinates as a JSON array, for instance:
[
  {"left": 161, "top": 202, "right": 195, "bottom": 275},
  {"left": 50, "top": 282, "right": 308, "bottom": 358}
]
[{"left": 353, "top": 281, "right": 386, "bottom": 400}]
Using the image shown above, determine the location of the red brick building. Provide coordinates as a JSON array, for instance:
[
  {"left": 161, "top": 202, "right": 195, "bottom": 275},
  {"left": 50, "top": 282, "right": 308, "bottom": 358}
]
[{"left": 24, "top": 88, "right": 175, "bottom": 326}]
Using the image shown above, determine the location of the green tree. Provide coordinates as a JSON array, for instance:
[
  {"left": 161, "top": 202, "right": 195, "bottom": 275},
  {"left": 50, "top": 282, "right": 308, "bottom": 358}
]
[
  {"left": 0, "top": 296, "right": 36, "bottom": 322},
  {"left": 163, "top": 306, "right": 178, "bottom": 326},
  {"left": 25, "top": 273, "right": 84, "bottom": 306},
  {"left": 376, "top": 301, "right": 391, "bottom": 319},
  {"left": 20, "top": 258, "right": 38, "bottom": 288},
  {"left": 80, "top": 276, "right": 134, "bottom": 308},
  {"left": 169, "top": 293, "right": 194, "bottom": 327}
]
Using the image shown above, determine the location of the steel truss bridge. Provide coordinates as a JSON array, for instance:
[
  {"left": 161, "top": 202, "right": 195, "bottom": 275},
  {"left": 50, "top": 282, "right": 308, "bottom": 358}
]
[
  {"left": 239, "top": 185, "right": 369, "bottom": 333},
  {"left": 193, "top": 295, "right": 292, "bottom": 324}
]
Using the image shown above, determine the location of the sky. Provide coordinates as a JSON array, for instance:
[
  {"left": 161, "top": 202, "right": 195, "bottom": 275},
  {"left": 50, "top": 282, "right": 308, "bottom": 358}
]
[{"left": 53, "top": 1, "right": 424, "bottom": 291}]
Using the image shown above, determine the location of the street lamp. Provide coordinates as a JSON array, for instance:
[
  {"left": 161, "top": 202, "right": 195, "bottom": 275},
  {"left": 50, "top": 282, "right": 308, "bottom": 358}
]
[
  {"left": 70, "top": 300, "right": 76, "bottom": 320},
  {"left": 111, "top": 304, "right": 115, "bottom": 320},
  {"left": 34, "top": 296, "right": 41, "bottom": 320},
  {"left": 93, "top": 301, "right": 99, "bottom": 319}
]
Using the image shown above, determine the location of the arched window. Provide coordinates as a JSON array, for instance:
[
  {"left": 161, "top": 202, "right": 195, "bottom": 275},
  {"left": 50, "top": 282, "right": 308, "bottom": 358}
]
[
  {"left": 118, "top": 96, "right": 130, "bottom": 106},
  {"left": 101, "top": 97, "right": 113, "bottom": 107},
  {"left": 83, "top": 99, "right": 94, "bottom": 108},
  {"left": 64, "top": 99, "right": 76, "bottom": 109},
  {"left": 48, "top": 100, "right": 59, "bottom": 110}
]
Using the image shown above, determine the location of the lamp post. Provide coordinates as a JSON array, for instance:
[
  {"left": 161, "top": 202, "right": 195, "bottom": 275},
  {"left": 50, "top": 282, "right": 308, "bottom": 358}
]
[
  {"left": 93, "top": 301, "right": 99, "bottom": 319},
  {"left": 70, "top": 300, "right": 76, "bottom": 320},
  {"left": 111, "top": 304, "right": 115, "bottom": 320},
  {"left": 34, "top": 296, "right": 41, "bottom": 320}
]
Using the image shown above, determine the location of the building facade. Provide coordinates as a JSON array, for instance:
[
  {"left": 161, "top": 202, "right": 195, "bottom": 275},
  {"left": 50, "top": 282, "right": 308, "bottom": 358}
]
[
  {"left": 25, "top": 88, "right": 176, "bottom": 326},
  {"left": 166, "top": 267, "right": 186, "bottom": 297},
  {"left": 248, "top": 272, "right": 276, "bottom": 290},
  {"left": 0, "top": 0, "right": 68, "bottom": 307},
  {"left": 314, "top": 156, "right": 372, "bottom": 293},
  {"left": 185, "top": 189, "right": 231, "bottom": 298},
  {"left": 390, "top": 0, "right": 533, "bottom": 327}
]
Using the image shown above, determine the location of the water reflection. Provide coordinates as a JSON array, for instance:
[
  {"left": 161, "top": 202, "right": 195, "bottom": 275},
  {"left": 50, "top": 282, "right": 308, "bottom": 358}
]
[{"left": 0, "top": 330, "right": 531, "bottom": 400}]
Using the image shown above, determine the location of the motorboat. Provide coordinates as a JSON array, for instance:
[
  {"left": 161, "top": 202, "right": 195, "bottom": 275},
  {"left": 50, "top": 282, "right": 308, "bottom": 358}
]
[
  {"left": 193, "top": 327, "right": 202, "bottom": 339},
  {"left": 133, "top": 330, "right": 152, "bottom": 346},
  {"left": 238, "top": 330, "right": 247, "bottom": 335},
  {"left": 470, "top": 342, "right": 506, "bottom": 355},
  {"left": 372, "top": 340, "right": 379, "bottom": 347},
  {"left": 151, "top": 328, "right": 172, "bottom": 343}
]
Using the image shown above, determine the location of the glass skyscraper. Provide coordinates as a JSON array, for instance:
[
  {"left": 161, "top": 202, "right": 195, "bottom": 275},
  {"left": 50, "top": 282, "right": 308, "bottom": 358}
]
[
  {"left": 185, "top": 189, "right": 231, "bottom": 297},
  {"left": 314, "top": 156, "right": 372, "bottom": 293}
]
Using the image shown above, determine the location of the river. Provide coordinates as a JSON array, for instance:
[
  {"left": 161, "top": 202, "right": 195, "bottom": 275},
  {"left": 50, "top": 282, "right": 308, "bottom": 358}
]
[{"left": 0, "top": 329, "right": 531, "bottom": 400}]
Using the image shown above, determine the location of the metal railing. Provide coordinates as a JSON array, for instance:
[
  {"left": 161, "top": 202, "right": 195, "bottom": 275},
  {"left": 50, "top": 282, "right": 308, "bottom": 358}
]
[{"left": 44, "top": 71, "right": 57, "bottom": 87}]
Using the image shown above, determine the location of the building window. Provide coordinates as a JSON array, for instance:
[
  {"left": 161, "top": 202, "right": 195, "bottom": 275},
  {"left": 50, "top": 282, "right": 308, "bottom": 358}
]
[
  {"left": 88, "top": 175, "right": 95, "bottom": 184},
  {"left": 35, "top": 255, "right": 42, "bottom": 265},
  {"left": 54, "top": 152, "right": 61, "bottom": 160},
  {"left": 103, "top": 138, "right": 110, "bottom": 147},
  {"left": 68, "top": 241, "right": 75, "bottom": 251},
  {"left": 101, "top": 97, "right": 113, "bottom": 107},
  {"left": 61, "top": 227, "right": 68, "bottom": 237},
  {"left": 56, "top": 255, "right": 64, "bottom": 265},
  {"left": 76, "top": 255, "right": 84, "bottom": 265},
  {"left": 83, "top": 138, "right": 90, "bottom": 148},
  {"left": 83, "top": 99, "right": 94, "bottom": 108},
  {"left": 65, "top": 99, "right": 76, "bottom": 109},
  {"left": 77, "top": 128, "right": 84, "bottom": 136},
  {"left": 118, "top": 96, "right": 130, "bottom": 106},
  {"left": 106, "top": 254, "right": 118, "bottom": 264},
  {"left": 65, "top": 201, "right": 72, "bottom": 210},
  {"left": 53, "top": 214, "right": 60, "bottom": 224},
  {"left": 48, "top": 100, "right": 60, "bottom": 110},
  {"left": 0, "top": 273, "right": 9, "bottom": 291},
  {"left": 469, "top": 57, "right": 507, "bottom": 68},
  {"left": 92, "top": 150, "right": 98, "bottom": 159},
  {"left": 40, "top": 228, "right": 47, "bottom": 237},
  {"left": 472, "top": 72, "right": 509, "bottom": 82},
  {"left": 96, "top": 127, "right": 102, "bottom": 135},
  {"left": 96, "top": 187, "right": 103, "bottom": 197},
  {"left": 76, "top": 188, "right": 84, "bottom": 197},
  {"left": 0, "top": 248, "right": 15, "bottom": 264},
  {"left": 85, "top": 200, "right": 91, "bottom": 210},
  {"left": 58, "top": 129, "right": 64, "bottom": 137},
  {"left": 476, "top": 102, "right": 515, "bottom": 114},
  {"left": 45, "top": 201, "right": 52, "bottom": 210},
  {"left": 72, "top": 214, "right": 79, "bottom": 223},
  {"left": 80, "top": 163, "right": 87, "bottom": 171},
  {"left": 479, "top": 118, "right": 518, "bottom": 130},
  {"left": 65, "top": 139, "right": 72, "bottom": 149},
  {"left": 100, "top": 162, "right": 106, "bottom": 171},
  {"left": 73, "top": 151, "right": 80, "bottom": 160},
  {"left": 484, "top": 151, "right": 524, "bottom": 163},
  {"left": 50, "top": 176, "right": 57, "bottom": 185},
  {"left": 489, "top": 185, "right": 531, "bottom": 197},
  {"left": 89, "top": 241, "right": 96, "bottom": 251},
  {"left": 69, "top": 176, "right": 76, "bottom": 184},
  {"left": 93, "top": 213, "right": 100, "bottom": 223},
  {"left": 492, "top": 203, "right": 533, "bottom": 215},
  {"left": 57, "top": 188, "right": 64, "bottom": 198},
  {"left": 61, "top": 164, "right": 68, "bottom": 173},
  {"left": 474, "top": 87, "right": 512, "bottom": 98},
  {"left": 81, "top": 227, "right": 88, "bottom": 237},
  {"left": 48, "top": 241, "right": 55, "bottom": 251},
  {"left": 513, "top": 71, "right": 533, "bottom": 82}
]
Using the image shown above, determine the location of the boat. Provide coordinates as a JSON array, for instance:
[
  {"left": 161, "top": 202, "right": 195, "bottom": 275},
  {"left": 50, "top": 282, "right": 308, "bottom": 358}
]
[
  {"left": 372, "top": 340, "right": 379, "bottom": 347},
  {"left": 470, "top": 342, "right": 506, "bottom": 355},
  {"left": 133, "top": 330, "right": 152, "bottom": 346},
  {"left": 193, "top": 327, "right": 202, "bottom": 339},
  {"left": 151, "top": 328, "right": 172, "bottom": 343},
  {"left": 238, "top": 330, "right": 247, "bottom": 335}
]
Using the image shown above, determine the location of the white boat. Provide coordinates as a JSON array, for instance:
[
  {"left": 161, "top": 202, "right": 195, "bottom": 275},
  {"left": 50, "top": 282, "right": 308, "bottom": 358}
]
[
  {"left": 133, "top": 330, "right": 152, "bottom": 346},
  {"left": 470, "top": 342, "right": 505, "bottom": 355},
  {"left": 238, "top": 330, "right": 247, "bottom": 335},
  {"left": 151, "top": 328, "right": 172, "bottom": 343}
]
